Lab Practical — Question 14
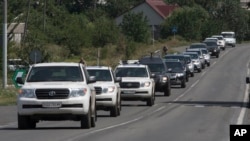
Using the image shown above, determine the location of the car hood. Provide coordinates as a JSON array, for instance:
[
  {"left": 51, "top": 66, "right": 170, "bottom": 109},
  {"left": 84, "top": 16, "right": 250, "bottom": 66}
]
[
  {"left": 22, "top": 82, "right": 89, "bottom": 89},
  {"left": 121, "top": 77, "right": 150, "bottom": 82}
]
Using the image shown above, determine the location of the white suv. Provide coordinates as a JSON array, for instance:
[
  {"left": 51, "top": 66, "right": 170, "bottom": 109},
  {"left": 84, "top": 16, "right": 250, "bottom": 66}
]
[
  {"left": 114, "top": 62, "right": 155, "bottom": 106},
  {"left": 16, "top": 62, "right": 97, "bottom": 129},
  {"left": 221, "top": 31, "right": 236, "bottom": 47},
  {"left": 86, "top": 66, "right": 121, "bottom": 117}
]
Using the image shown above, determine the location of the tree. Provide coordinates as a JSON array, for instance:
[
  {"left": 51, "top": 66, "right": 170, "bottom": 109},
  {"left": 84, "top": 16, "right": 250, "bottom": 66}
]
[
  {"left": 161, "top": 5, "right": 209, "bottom": 41},
  {"left": 120, "top": 12, "right": 150, "bottom": 43},
  {"left": 92, "top": 16, "right": 119, "bottom": 48}
]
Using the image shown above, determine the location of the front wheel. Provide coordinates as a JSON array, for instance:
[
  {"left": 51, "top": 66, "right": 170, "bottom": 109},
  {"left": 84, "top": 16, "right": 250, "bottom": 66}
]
[
  {"left": 81, "top": 106, "right": 91, "bottom": 129},
  {"left": 18, "top": 114, "right": 36, "bottom": 129},
  {"left": 164, "top": 83, "right": 171, "bottom": 96}
]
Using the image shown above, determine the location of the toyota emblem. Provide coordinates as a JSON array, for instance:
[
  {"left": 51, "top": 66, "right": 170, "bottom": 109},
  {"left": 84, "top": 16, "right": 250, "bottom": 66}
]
[{"left": 48, "top": 91, "right": 56, "bottom": 96}]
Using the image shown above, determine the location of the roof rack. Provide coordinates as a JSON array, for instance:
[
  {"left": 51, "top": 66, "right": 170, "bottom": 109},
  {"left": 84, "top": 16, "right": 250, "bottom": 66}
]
[{"left": 119, "top": 60, "right": 139, "bottom": 65}]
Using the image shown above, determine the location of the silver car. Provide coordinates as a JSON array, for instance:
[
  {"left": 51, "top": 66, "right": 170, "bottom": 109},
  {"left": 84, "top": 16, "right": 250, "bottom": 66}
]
[
  {"left": 186, "top": 48, "right": 206, "bottom": 69},
  {"left": 183, "top": 52, "right": 202, "bottom": 73},
  {"left": 200, "top": 48, "right": 211, "bottom": 66},
  {"left": 183, "top": 55, "right": 195, "bottom": 77}
]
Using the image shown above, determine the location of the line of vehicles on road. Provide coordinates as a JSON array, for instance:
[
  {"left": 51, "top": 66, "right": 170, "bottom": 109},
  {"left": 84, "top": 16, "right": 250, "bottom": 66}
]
[{"left": 15, "top": 31, "right": 236, "bottom": 129}]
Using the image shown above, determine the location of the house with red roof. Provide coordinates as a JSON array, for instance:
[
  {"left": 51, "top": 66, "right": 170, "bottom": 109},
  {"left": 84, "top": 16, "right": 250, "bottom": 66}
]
[{"left": 115, "top": 0, "right": 178, "bottom": 39}]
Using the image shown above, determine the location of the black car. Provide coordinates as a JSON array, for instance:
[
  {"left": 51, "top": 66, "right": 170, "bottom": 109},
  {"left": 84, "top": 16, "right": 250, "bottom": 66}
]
[
  {"left": 203, "top": 41, "right": 220, "bottom": 58},
  {"left": 165, "top": 60, "right": 186, "bottom": 88},
  {"left": 139, "top": 55, "right": 171, "bottom": 96},
  {"left": 164, "top": 54, "right": 189, "bottom": 82}
]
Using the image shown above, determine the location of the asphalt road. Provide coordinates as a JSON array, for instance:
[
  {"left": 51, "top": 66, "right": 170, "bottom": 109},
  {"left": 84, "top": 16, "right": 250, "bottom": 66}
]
[{"left": 0, "top": 43, "right": 250, "bottom": 141}]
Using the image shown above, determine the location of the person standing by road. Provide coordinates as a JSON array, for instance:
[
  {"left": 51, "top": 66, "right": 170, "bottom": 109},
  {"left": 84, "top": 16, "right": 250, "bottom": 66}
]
[
  {"left": 79, "top": 57, "right": 87, "bottom": 66},
  {"left": 163, "top": 45, "right": 168, "bottom": 55}
]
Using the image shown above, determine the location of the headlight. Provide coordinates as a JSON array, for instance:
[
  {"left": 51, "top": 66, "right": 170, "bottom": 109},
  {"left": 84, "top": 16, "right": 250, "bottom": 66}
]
[
  {"left": 214, "top": 49, "right": 217, "bottom": 52},
  {"left": 162, "top": 77, "right": 167, "bottom": 82},
  {"left": 141, "top": 82, "right": 151, "bottom": 87},
  {"left": 70, "top": 88, "right": 86, "bottom": 97},
  {"left": 177, "top": 73, "right": 184, "bottom": 77},
  {"left": 103, "top": 86, "right": 115, "bottom": 93},
  {"left": 18, "top": 89, "right": 36, "bottom": 98}
]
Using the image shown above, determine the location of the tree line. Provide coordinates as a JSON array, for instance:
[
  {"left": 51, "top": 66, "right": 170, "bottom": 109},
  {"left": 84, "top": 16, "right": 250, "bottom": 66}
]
[{"left": 0, "top": 0, "right": 250, "bottom": 65}]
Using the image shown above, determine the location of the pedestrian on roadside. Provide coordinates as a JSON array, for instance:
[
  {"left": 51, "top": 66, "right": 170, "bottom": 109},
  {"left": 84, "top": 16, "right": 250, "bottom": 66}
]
[
  {"left": 79, "top": 57, "right": 87, "bottom": 66},
  {"left": 163, "top": 45, "right": 168, "bottom": 55}
]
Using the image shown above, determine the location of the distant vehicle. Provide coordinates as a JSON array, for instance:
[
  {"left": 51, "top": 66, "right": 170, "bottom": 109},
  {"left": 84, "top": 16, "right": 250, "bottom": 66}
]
[
  {"left": 200, "top": 48, "right": 211, "bottom": 67},
  {"left": 183, "top": 52, "right": 202, "bottom": 73},
  {"left": 139, "top": 55, "right": 171, "bottom": 96},
  {"left": 186, "top": 48, "right": 206, "bottom": 69},
  {"left": 211, "top": 35, "right": 226, "bottom": 50},
  {"left": 204, "top": 37, "right": 220, "bottom": 50},
  {"left": 114, "top": 62, "right": 155, "bottom": 106},
  {"left": 183, "top": 54, "right": 195, "bottom": 77},
  {"left": 203, "top": 40, "right": 220, "bottom": 58},
  {"left": 221, "top": 31, "right": 236, "bottom": 47},
  {"left": 87, "top": 66, "right": 121, "bottom": 117},
  {"left": 164, "top": 54, "right": 189, "bottom": 82},
  {"left": 189, "top": 43, "right": 207, "bottom": 49},
  {"left": 165, "top": 59, "right": 187, "bottom": 88}
]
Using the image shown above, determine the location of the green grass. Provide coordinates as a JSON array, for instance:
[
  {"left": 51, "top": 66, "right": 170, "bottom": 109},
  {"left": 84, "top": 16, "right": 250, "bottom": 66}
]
[{"left": 0, "top": 86, "right": 17, "bottom": 106}]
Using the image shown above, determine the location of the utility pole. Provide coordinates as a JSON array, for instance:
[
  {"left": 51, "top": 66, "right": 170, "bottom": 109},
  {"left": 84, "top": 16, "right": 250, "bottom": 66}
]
[{"left": 2, "top": 0, "right": 7, "bottom": 88}]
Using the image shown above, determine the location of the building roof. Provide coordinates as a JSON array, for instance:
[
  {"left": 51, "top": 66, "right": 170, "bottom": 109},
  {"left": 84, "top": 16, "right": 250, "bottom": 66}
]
[
  {"left": 7, "top": 23, "right": 25, "bottom": 34},
  {"left": 146, "top": 0, "right": 178, "bottom": 19}
]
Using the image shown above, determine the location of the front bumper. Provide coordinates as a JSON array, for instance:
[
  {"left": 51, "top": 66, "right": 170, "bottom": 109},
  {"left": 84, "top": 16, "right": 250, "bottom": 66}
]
[{"left": 17, "top": 97, "right": 89, "bottom": 116}]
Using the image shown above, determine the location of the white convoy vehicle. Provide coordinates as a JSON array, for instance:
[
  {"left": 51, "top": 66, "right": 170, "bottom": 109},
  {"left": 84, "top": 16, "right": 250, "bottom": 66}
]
[
  {"left": 114, "top": 61, "right": 155, "bottom": 106},
  {"left": 86, "top": 66, "right": 121, "bottom": 117},
  {"left": 211, "top": 35, "right": 226, "bottom": 50},
  {"left": 221, "top": 31, "right": 236, "bottom": 47},
  {"left": 16, "top": 62, "right": 97, "bottom": 129}
]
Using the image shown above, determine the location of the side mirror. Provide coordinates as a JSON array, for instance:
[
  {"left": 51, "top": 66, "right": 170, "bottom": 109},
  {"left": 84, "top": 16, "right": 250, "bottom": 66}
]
[
  {"left": 150, "top": 73, "right": 156, "bottom": 78},
  {"left": 16, "top": 77, "right": 24, "bottom": 84},
  {"left": 246, "top": 77, "right": 250, "bottom": 84},
  {"left": 115, "top": 77, "right": 122, "bottom": 83},
  {"left": 88, "top": 76, "right": 96, "bottom": 84}
]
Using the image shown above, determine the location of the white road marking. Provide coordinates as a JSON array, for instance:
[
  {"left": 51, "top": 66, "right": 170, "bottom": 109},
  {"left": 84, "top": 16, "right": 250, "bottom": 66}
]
[
  {"left": 236, "top": 65, "right": 250, "bottom": 124},
  {"left": 201, "top": 71, "right": 207, "bottom": 76},
  {"left": 191, "top": 80, "right": 200, "bottom": 88}
]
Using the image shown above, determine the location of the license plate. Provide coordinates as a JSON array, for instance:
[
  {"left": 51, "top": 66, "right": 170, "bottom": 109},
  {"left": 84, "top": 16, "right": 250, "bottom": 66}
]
[
  {"left": 123, "top": 90, "right": 135, "bottom": 94},
  {"left": 42, "top": 102, "right": 62, "bottom": 108}
]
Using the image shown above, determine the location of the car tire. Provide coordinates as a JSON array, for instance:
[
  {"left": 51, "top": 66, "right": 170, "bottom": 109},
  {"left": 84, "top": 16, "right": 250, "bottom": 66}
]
[
  {"left": 18, "top": 114, "right": 36, "bottom": 129},
  {"left": 91, "top": 101, "right": 96, "bottom": 127},
  {"left": 186, "top": 75, "right": 189, "bottom": 82},
  {"left": 216, "top": 54, "right": 219, "bottom": 58},
  {"left": 181, "top": 80, "right": 186, "bottom": 88},
  {"left": 81, "top": 105, "right": 91, "bottom": 129},
  {"left": 146, "top": 96, "right": 154, "bottom": 106},
  {"left": 198, "top": 68, "right": 202, "bottom": 73},
  {"left": 164, "top": 83, "right": 171, "bottom": 96},
  {"left": 207, "top": 63, "right": 210, "bottom": 67},
  {"left": 191, "top": 72, "right": 194, "bottom": 77},
  {"left": 110, "top": 100, "right": 119, "bottom": 117}
]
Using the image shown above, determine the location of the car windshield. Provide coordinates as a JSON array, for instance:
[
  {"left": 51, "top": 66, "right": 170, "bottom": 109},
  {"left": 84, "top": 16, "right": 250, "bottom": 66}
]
[
  {"left": 87, "top": 69, "right": 112, "bottom": 81},
  {"left": 165, "top": 62, "right": 184, "bottom": 73},
  {"left": 27, "top": 66, "right": 83, "bottom": 82},
  {"left": 204, "top": 41, "right": 217, "bottom": 46},
  {"left": 183, "top": 53, "right": 198, "bottom": 59},
  {"left": 115, "top": 67, "right": 148, "bottom": 77},
  {"left": 186, "top": 50, "right": 201, "bottom": 56},
  {"left": 201, "top": 50, "right": 208, "bottom": 54},
  {"left": 145, "top": 63, "right": 165, "bottom": 73},
  {"left": 190, "top": 44, "right": 206, "bottom": 48},
  {"left": 221, "top": 33, "right": 234, "bottom": 38}
]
